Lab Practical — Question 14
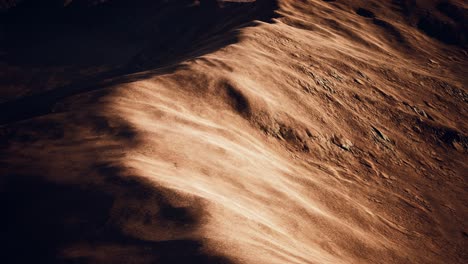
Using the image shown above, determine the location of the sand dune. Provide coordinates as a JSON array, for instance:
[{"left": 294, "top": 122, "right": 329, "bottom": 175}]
[{"left": 0, "top": 0, "right": 467, "bottom": 263}]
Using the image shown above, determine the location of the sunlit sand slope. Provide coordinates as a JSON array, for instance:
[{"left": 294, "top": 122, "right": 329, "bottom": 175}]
[{"left": 1, "top": 0, "right": 467, "bottom": 263}]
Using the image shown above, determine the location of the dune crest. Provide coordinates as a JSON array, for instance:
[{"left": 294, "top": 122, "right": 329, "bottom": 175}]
[{"left": 1, "top": 0, "right": 467, "bottom": 263}]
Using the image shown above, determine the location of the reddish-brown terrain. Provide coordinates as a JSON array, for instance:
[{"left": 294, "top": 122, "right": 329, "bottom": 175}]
[{"left": 0, "top": 0, "right": 467, "bottom": 263}]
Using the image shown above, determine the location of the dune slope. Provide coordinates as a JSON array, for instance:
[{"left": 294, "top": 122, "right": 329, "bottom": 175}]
[{"left": 1, "top": 0, "right": 467, "bottom": 263}]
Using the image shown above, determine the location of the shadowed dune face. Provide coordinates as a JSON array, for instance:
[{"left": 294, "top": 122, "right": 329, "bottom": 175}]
[
  {"left": 397, "top": 0, "right": 467, "bottom": 46},
  {"left": 1, "top": 0, "right": 468, "bottom": 264},
  {"left": 0, "top": 173, "right": 232, "bottom": 264},
  {"left": 1, "top": 0, "right": 275, "bottom": 67},
  {"left": 0, "top": 0, "right": 278, "bottom": 104}
]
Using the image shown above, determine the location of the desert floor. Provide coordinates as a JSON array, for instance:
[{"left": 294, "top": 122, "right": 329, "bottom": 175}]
[{"left": 0, "top": 0, "right": 467, "bottom": 263}]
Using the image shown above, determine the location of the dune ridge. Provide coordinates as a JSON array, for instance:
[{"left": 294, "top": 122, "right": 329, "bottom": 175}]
[{"left": 1, "top": 0, "right": 467, "bottom": 263}]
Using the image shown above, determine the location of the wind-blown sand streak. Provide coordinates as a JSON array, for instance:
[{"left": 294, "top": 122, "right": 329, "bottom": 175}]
[{"left": 1, "top": 0, "right": 467, "bottom": 263}]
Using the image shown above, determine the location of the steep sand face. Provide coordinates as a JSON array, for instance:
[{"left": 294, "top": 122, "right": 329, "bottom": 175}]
[{"left": 1, "top": 0, "right": 467, "bottom": 263}]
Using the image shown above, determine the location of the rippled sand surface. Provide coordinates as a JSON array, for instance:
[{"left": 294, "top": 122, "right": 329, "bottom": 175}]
[{"left": 1, "top": 1, "right": 467, "bottom": 263}]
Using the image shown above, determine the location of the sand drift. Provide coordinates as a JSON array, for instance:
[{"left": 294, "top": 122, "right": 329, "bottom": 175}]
[{"left": 0, "top": 0, "right": 467, "bottom": 263}]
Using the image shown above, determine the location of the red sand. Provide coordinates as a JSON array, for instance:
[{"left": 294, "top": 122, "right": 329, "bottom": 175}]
[{"left": 1, "top": 1, "right": 467, "bottom": 263}]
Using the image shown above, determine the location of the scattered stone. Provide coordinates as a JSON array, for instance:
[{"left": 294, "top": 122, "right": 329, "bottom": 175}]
[
  {"left": 299, "top": 79, "right": 315, "bottom": 94},
  {"left": 305, "top": 129, "right": 315, "bottom": 138},
  {"left": 412, "top": 106, "right": 428, "bottom": 118},
  {"left": 371, "top": 126, "right": 390, "bottom": 142},
  {"left": 316, "top": 77, "right": 335, "bottom": 93},
  {"left": 353, "top": 93, "right": 362, "bottom": 101},
  {"left": 332, "top": 135, "right": 353, "bottom": 151},
  {"left": 423, "top": 100, "right": 434, "bottom": 109},
  {"left": 357, "top": 71, "right": 368, "bottom": 80},
  {"left": 452, "top": 141, "right": 464, "bottom": 152},
  {"left": 379, "top": 172, "right": 390, "bottom": 179},
  {"left": 413, "top": 126, "right": 422, "bottom": 133},
  {"left": 360, "top": 159, "right": 373, "bottom": 168},
  {"left": 297, "top": 65, "right": 317, "bottom": 81},
  {"left": 439, "top": 82, "right": 468, "bottom": 103},
  {"left": 341, "top": 142, "right": 353, "bottom": 151},
  {"left": 330, "top": 71, "right": 344, "bottom": 81},
  {"left": 354, "top": 78, "right": 364, "bottom": 85}
]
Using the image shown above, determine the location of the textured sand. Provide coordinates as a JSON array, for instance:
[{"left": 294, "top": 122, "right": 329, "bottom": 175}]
[{"left": 1, "top": 0, "right": 467, "bottom": 263}]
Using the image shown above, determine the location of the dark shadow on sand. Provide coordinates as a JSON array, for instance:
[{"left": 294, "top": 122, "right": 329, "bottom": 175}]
[
  {"left": 0, "top": 0, "right": 278, "bottom": 124},
  {"left": 0, "top": 172, "right": 232, "bottom": 264}
]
